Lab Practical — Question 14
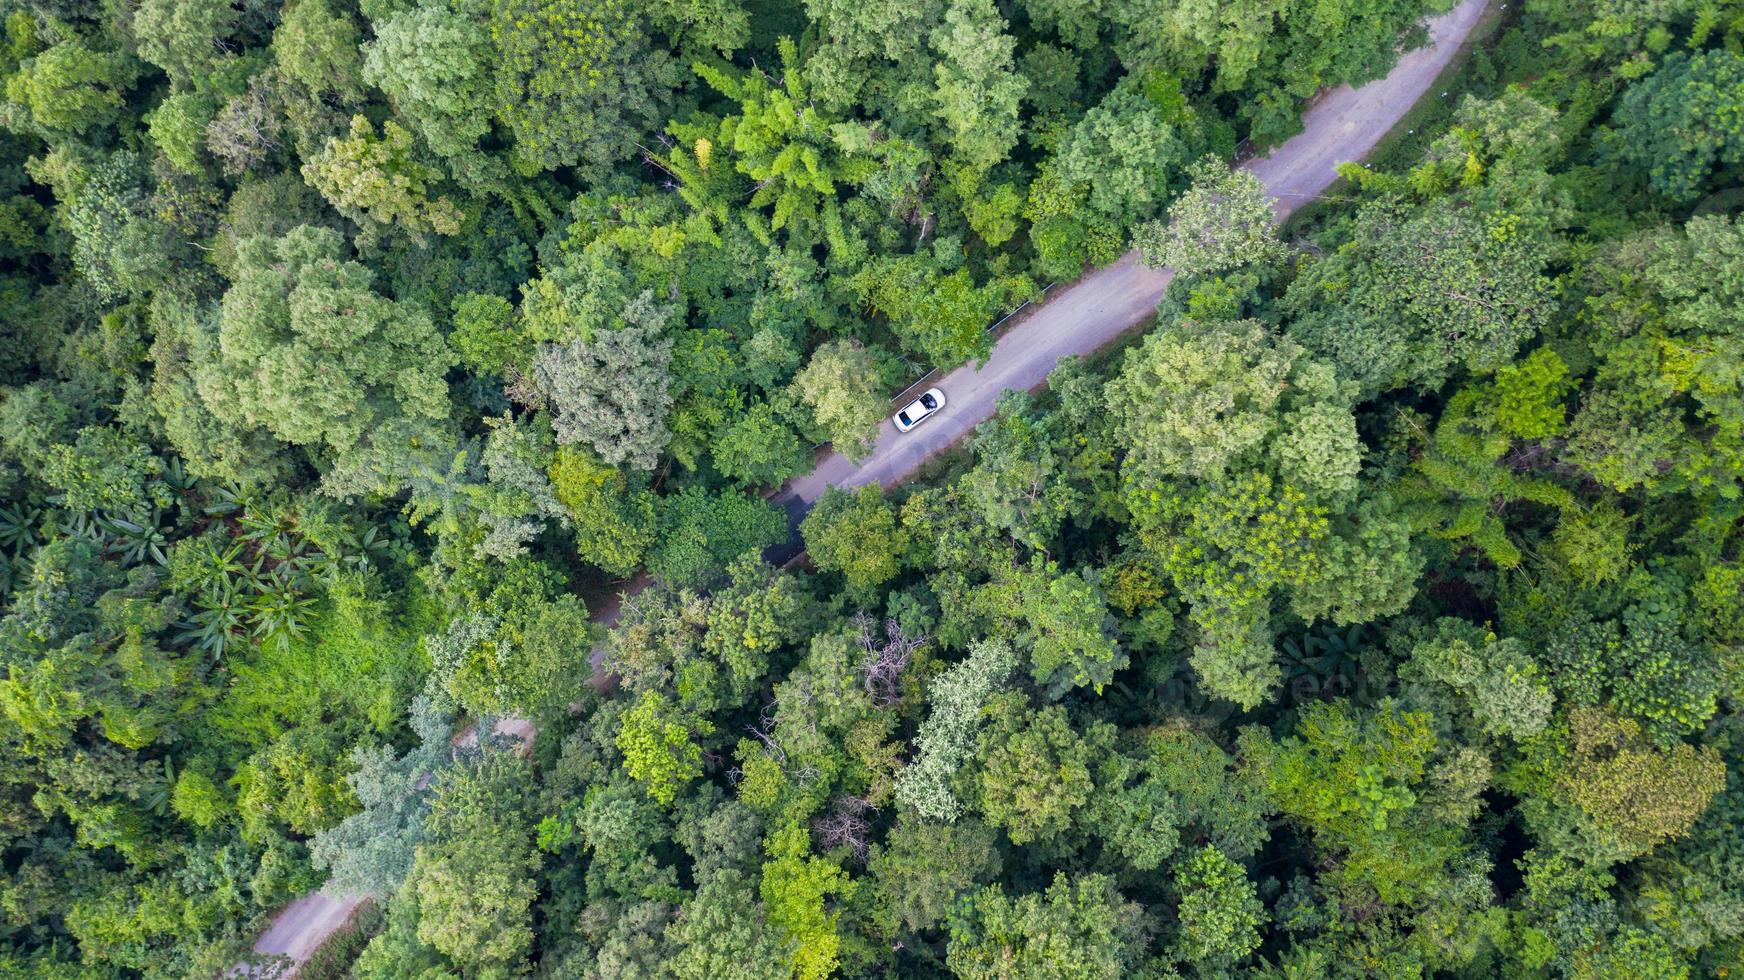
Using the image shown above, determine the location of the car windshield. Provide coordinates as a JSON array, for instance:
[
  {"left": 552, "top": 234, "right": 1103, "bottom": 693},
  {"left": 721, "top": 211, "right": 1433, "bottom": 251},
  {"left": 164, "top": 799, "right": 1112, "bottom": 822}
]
[
  {"left": 897, "top": 411, "right": 913, "bottom": 425},
  {"left": 920, "top": 393, "right": 937, "bottom": 409}
]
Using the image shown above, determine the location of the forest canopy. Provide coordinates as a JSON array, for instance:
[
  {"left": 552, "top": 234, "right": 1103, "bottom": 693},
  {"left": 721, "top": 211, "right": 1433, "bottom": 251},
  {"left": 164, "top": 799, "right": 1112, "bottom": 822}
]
[{"left": 1, "top": 0, "right": 1744, "bottom": 976}]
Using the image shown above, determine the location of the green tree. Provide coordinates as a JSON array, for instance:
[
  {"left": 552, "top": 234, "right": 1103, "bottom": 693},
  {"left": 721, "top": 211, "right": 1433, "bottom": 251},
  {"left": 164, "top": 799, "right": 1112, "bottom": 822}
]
[
  {"left": 547, "top": 445, "right": 658, "bottom": 577},
  {"left": 364, "top": 0, "right": 495, "bottom": 163},
  {"left": 302, "top": 116, "right": 463, "bottom": 243},
  {"left": 233, "top": 726, "right": 359, "bottom": 842},
  {"left": 133, "top": 0, "right": 237, "bottom": 85},
  {"left": 1052, "top": 84, "right": 1191, "bottom": 225},
  {"left": 1143, "top": 471, "right": 1329, "bottom": 709},
  {"left": 1510, "top": 708, "right": 1725, "bottom": 865},
  {"left": 974, "top": 693, "right": 1112, "bottom": 845},
  {"left": 1136, "top": 157, "right": 1281, "bottom": 278},
  {"left": 1562, "top": 215, "right": 1744, "bottom": 499},
  {"left": 198, "top": 225, "right": 453, "bottom": 493},
  {"left": 1273, "top": 401, "right": 1363, "bottom": 503},
  {"left": 1108, "top": 318, "right": 1302, "bottom": 483},
  {"left": 449, "top": 292, "right": 524, "bottom": 377},
  {"left": 531, "top": 291, "right": 677, "bottom": 471},
  {"left": 980, "top": 561, "right": 1125, "bottom": 697},
  {"left": 1492, "top": 346, "right": 1573, "bottom": 441},
  {"left": 428, "top": 594, "right": 597, "bottom": 720},
  {"left": 61, "top": 151, "right": 174, "bottom": 301},
  {"left": 801, "top": 485, "right": 908, "bottom": 598},
  {"left": 145, "top": 91, "right": 215, "bottom": 173},
  {"left": 666, "top": 869, "right": 788, "bottom": 980},
  {"left": 489, "top": 0, "right": 677, "bottom": 176},
  {"left": 867, "top": 818, "right": 1001, "bottom": 934},
  {"left": 682, "top": 37, "right": 879, "bottom": 242},
  {"left": 408, "top": 748, "right": 540, "bottom": 974},
  {"left": 963, "top": 390, "right": 1084, "bottom": 550},
  {"left": 1612, "top": 50, "right": 1744, "bottom": 204},
  {"left": 947, "top": 873, "right": 1148, "bottom": 980},
  {"left": 701, "top": 555, "right": 813, "bottom": 698},
  {"left": 1406, "top": 618, "right": 1555, "bottom": 741},
  {"left": 930, "top": 0, "right": 1026, "bottom": 174},
  {"left": 895, "top": 639, "right": 1015, "bottom": 822},
  {"left": 617, "top": 690, "right": 713, "bottom": 805},
  {"left": 1023, "top": 159, "right": 1125, "bottom": 280},
  {"left": 3, "top": 37, "right": 140, "bottom": 137},
  {"left": 1088, "top": 723, "right": 1271, "bottom": 873},
  {"left": 1241, "top": 700, "right": 1472, "bottom": 905},
  {"left": 311, "top": 697, "right": 454, "bottom": 897},
  {"left": 1172, "top": 845, "right": 1265, "bottom": 966},
  {"left": 853, "top": 259, "right": 1034, "bottom": 370},
  {"left": 649, "top": 485, "right": 788, "bottom": 588},
  {"left": 39, "top": 426, "right": 160, "bottom": 514},
  {"left": 1284, "top": 185, "right": 1559, "bottom": 396},
  {"left": 712, "top": 401, "right": 809, "bottom": 486},
  {"left": 1395, "top": 386, "right": 1576, "bottom": 570},
  {"left": 802, "top": 0, "right": 941, "bottom": 75},
  {"left": 273, "top": 0, "right": 366, "bottom": 102},
  {"left": 760, "top": 822, "right": 856, "bottom": 980},
  {"left": 792, "top": 340, "right": 885, "bottom": 460}
]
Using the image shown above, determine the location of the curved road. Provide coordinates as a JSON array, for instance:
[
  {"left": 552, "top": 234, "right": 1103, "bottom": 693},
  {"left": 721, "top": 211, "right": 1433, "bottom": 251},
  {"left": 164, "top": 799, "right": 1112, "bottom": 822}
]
[
  {"left": 247, "top": 0, "right": 1489, "bottom": 970},
  {"left": 770, "top": 0, "right": 1490, "bottom": 539}
]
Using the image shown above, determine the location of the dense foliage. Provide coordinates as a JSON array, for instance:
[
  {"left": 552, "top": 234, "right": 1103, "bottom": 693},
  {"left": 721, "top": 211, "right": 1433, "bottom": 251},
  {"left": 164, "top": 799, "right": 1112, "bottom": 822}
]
[{"left": 2, "top": 0, "right": 1744, "bottom": 976}]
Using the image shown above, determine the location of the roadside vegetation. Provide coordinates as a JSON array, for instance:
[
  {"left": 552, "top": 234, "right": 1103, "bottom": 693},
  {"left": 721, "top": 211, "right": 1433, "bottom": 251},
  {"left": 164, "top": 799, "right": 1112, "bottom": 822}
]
[{"left": 2, "top": 0, "right": 1744, "bottom": 976}]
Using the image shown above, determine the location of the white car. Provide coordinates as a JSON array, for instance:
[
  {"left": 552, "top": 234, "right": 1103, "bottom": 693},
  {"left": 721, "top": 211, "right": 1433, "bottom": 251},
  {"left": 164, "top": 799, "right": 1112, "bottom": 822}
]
[{"left": 894, "top": 387, "right": 946, "bottom": 432}]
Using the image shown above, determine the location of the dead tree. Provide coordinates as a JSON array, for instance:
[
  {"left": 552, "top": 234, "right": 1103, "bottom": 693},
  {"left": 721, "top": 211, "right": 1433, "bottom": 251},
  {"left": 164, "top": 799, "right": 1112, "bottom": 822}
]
[
  {"left": 854, "top": 612, "right": 923, "bottom": 707},
  {"left": 812, "top": 796, "right": 876, "bottom": 864}
]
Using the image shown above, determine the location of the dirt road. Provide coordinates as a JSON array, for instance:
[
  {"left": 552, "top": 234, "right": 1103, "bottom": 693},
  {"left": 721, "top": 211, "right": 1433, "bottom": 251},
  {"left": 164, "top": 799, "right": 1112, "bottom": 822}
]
[
  {"left": 242, "top": 713, "right": 542, "bottom": 972},
  {"left": 243, "top": 890, "right": 363, "bottom": 974},
  {"left": 245, "top": 0, "right": 1489, "bottom": 970}
]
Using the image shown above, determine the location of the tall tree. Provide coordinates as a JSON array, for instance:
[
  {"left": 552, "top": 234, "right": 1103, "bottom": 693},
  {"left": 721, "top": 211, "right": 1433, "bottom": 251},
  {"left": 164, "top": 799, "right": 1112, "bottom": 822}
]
[
  {"left": 792, "top": 340, "right": 886, "bottom": 461},
  {"left": 489, "top": 0, "right": 679, "bottom": 177},
  {"left": 1612, "top": 50, "right": 1744, "bottom": 204},
  {"left": 302, "top": 116, "right": 463, "bottom": 243},
  {"left": 947, "top": 873, "right": 1149, "bottom": 979},
  {"left": 310, "top": 697, "right": 455, "bottom": 898},
  {"left": 1135, "top": 157, "right": 1282, "bottom": 278},
  {"left": 930, "top": 0, "right": 1027, "bottom": 174},
  {"left": 1284, "top": 182, "right": 1560, "bottom": 396},
  {"left": 197, "top": 225, "right": 453, "bottom": 495},
  {"left": 801, "top": 485, "right": 909, "bottom": 598},
  {"left": 364, "top": 0, "right": 495, "bottom": 164},
  {"left": 531, "top": 291, "right": 677, "bottom": 471},
  {"left": 407, "top": 748, "right": 541, "bottom": 974}
]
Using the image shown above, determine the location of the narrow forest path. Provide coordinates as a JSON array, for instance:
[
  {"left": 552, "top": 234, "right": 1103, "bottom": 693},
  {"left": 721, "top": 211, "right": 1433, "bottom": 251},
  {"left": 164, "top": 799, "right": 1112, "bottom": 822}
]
[
  {"left": 244, "top": 0, "right": 1491, "bottom": 970},
  {"left": 241, "top": 893, "right": 363, "bottom": 974}
]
